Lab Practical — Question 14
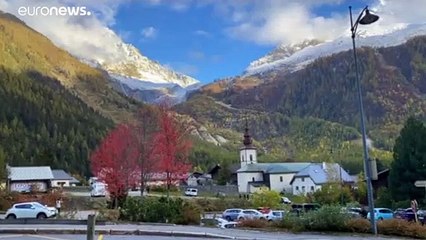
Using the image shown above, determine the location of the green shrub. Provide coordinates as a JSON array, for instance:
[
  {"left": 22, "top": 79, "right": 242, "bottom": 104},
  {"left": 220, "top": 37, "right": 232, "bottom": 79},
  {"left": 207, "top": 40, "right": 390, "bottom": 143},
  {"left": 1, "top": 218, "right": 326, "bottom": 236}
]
[
  {"left": 120, "top": 197, "right": 201, "bottom": 225},
  {"left": 378, "top": 219, "right": 426, "bottom": 239},
  {"left": 303, "top": 205, "right": 349, "bottom": 231},
  {"left": 276, "top": 215, "right": 307, "bottom": 232},
  {"left": 251, "top": 189, "right": 281, "bottom": 208},
  {"left": 149, "top": 185, "right": 178, "bottom": 193},
  {"left": 275, "top": 205, "right": 348, "bottom": 232}
]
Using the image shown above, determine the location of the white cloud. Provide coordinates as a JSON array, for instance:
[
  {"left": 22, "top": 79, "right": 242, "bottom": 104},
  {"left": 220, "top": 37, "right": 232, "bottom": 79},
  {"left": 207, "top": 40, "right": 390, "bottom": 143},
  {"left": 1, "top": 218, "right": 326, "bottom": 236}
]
[
  {"left": 0, "top": 0, "right": 129, "bottom": 64},
  {"left": 146, "top": 0, "right": 192, "bottom": 11},
  {"left": 141, "top": 26, "right": 157, "bottom": 39},
  {"left": 193, "top": 30, "right": 210, "bottom": 37},
  {"left": 188, "top": 50, "right": 205, "bottom": 60},
  {"left": 202, "top": 0, "right": 426, "bottom": 45}
]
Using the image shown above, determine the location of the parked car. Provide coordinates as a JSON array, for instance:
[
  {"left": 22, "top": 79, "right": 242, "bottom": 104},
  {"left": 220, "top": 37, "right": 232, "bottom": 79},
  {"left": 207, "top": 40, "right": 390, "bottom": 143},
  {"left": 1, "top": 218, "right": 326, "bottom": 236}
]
[
  {"left": 222, "top": 208, "right": 243, "bottom": 221},
  {"left": 184, "top": 188, "right": 198, "bottom": 197},
  {"left": 417, "top": 210, "right": 426, "bottom": 225},
  {"left": 367, "top": 208, "right": 394, "bottom": 221},
  {"left": 215, "top": 217, "right": 239, "bottom": 228},
  {"left": 343, "top": 207, "right": 362, "bottom": 218},
  {"left": 91, "top": 182, "right": 108, "bottom": 197},
  {"left": 237, "top": 209, "right": 266, "bottom": 221},
  {"left": 394, "top": 208, "right": 416, "bottom": 222},
  {"left": 5, "top": 202, "right": 57, "bottom": 219},
  {"left": 290, "top": 203, "right": 320, "bottom": 216},
  {"left": 257, "top": 207, "right": 271, "bottom": 214},
  {"left": 281, "top": 197, "right": 292, "bottom": 204},
  {"left": 268, "top": 210, "right": 286, "bottom": 221}
]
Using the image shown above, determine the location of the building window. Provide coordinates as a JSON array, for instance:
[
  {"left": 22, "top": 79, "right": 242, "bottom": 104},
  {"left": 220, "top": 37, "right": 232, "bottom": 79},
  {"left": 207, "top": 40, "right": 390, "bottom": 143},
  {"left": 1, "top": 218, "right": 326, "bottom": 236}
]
[
  {"left": 250, "top": 155, "right": 253, "bottom": 161},
  {"left": 296, "top": 186, "right": 299, "bottom": 191},
  {"left": 302, "top": 186, "right": 305, "bottom": 192},
  {"left": 252, "top": 177, "right": 255, "bottom": 182},
  {"left": 311, "top": 186, "right": 314, "bottom": 191},
  {"left": 242, "top": 155, "right": 244, "bottom": 161},
  {"left": 302, "top": 177, "right": 305, "bottom": 182},
  {"left": 280, "top": 176, "right": 283, "bottom": 182}
]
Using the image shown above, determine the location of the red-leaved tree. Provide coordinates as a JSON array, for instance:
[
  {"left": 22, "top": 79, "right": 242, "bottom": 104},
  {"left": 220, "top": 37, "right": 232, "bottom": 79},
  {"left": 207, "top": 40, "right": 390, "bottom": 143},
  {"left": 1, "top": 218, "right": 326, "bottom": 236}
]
[
  {"left": 152, "top": 104, "right": 192, "bottom": 198},
  {"left": 134, "top": 106, "right": 159, "bottom": 196},
  {"left": 90, "top": 124, "right": 139, "bottom": 208}
]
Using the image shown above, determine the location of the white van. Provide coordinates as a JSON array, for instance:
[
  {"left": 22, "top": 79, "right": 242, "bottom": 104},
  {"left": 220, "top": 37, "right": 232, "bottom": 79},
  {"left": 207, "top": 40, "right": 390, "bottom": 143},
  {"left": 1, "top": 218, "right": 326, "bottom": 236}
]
[
  {"left": 90, "top": 182, "right": 107, "bottom": 197},
  {"left": 184, "top": 188, "right": 198, "bottom": 197}
]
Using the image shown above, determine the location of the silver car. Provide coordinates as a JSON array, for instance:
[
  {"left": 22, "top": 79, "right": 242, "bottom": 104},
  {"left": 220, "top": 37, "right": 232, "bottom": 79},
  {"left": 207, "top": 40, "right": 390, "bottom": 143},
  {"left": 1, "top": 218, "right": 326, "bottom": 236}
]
[{"left": 237, "top": 209, "right": 265, "bottom": 220}]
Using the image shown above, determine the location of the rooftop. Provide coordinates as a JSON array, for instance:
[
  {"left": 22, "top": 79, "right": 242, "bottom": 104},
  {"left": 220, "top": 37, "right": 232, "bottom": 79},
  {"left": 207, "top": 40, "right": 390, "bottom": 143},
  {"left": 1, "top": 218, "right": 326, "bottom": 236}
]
[
  {"left": 237, "top": 162, "right": 311, "bottom": 174},
  {"left": 8, "top": 166, "right": 54, "bottom": 181},
  {"left": 291, "top": 163, "right": 354, "bottom": 185},
  {"left": 52, "top": 169, "right": 73, "bottom": 180}
]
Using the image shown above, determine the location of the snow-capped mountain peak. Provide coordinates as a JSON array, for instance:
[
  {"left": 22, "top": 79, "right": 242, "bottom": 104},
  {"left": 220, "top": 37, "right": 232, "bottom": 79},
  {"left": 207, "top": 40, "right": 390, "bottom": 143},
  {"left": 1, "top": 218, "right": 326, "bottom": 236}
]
[
  {"left": 244, "top": 23, "right": 426, "bottom": 76},
  {"left": 247, "top": 39, "right": 323, "bottom": 70},
  {"left": 102, "top": 42, "right": 199, "bottom": 88}
]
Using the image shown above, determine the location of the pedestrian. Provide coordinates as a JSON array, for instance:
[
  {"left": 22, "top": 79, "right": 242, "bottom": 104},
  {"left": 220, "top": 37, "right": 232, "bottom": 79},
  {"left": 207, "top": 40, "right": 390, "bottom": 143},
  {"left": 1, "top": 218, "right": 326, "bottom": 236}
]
[{"left": 56, "top": 198, "right": 62, "bottom": 216}]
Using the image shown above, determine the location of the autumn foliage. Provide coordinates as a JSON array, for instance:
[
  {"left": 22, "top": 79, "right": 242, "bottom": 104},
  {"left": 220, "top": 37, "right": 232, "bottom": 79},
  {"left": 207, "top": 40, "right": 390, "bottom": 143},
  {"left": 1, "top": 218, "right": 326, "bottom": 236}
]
[
  {"left": 90, "top": 104, "right": 192, "bottom": 205},
  {"left": 90, "top": 124, "right": 140, "bottom": 207},
  {"left": 153, "top": 104, "right": 192, "bottom": 197}
]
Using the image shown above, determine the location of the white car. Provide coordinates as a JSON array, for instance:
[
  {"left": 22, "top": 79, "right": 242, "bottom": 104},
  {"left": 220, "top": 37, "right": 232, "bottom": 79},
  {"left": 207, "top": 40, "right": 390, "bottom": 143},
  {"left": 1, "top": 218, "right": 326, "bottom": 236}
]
[
  {"left": 5, "top": 202, "right": 57, "bottom": 219},
  {"left": 215, "top": 217, "right": 238, "bottom": 228},
  {"left": 91, "top": 182, "right": 108, "bottom": 197},
  {"left": 184, "top": 188, "right": 198, "bottom": 197}
]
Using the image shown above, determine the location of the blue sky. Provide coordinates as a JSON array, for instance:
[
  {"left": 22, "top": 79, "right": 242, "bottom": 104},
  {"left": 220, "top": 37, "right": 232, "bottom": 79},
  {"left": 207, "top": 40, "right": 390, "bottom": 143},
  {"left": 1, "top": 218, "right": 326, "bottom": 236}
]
[
  {"left": 109, "top": 0, "right": 369, "bottom": 83},
  {"left": 4, "top": 0, "right": 421, "bottom": 84}
]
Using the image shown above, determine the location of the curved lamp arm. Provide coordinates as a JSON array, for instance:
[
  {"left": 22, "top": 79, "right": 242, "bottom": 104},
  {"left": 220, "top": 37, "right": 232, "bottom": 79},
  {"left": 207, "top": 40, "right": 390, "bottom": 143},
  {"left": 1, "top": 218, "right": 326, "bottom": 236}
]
[{"left": 349, "top": 6, "right": 368, "bottom": 38}]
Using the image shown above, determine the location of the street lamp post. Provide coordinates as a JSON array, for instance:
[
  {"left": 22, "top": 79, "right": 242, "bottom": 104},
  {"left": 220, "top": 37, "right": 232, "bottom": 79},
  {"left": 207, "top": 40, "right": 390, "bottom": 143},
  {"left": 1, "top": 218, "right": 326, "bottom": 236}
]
[{"left": 349, "top": 5, "right": 379, "bottom": 235}]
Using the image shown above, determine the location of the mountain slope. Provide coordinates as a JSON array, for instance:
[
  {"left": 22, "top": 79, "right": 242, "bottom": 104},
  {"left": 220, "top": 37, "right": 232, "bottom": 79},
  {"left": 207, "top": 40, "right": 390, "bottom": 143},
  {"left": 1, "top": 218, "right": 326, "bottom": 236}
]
[
  {"left": 0, "top": 11, "right": 149, "bottom": 176},
  {"left": 177, "top": 34, "right": 426, "bottom": 175},
  {"left": 0, "top": 11, "right": 139, "bottom": 123},
  {"left": 245, "top": 24, "right": 426, "bottom": 76},
  {"left": 195, "top": 36, "right": 426, "bottom": 150}
]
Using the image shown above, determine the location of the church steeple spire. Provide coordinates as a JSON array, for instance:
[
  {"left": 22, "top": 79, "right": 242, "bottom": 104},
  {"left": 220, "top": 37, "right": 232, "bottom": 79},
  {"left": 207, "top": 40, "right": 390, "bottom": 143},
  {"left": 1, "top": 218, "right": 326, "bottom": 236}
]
[{"left": 243, "top": 118, "right": 252, "bottom": 147}]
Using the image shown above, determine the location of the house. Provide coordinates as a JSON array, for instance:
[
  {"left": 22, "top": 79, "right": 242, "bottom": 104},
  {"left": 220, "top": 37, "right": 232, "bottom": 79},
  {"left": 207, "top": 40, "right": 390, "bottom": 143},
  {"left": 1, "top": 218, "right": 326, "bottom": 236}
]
[
  {"left": 236, "top": 126, "right": 311, "bottom": 194},
  {"left": 7, "top": 166, "right": 54, "bottom": 193},
  {"left": 51, "top": 169, "right": 80, "bottom": 187},
  {"left": 372, "top": 168, "right": 390, "bottom": 194},
  {"left": 145, "top": 172, "right": 189, "bottom": 186},
  {"left": 187, "top": 172, "right": 212, "bottom": 186},
  {"left": 290, "top": 162, "right": 354, "bottom": 195}
]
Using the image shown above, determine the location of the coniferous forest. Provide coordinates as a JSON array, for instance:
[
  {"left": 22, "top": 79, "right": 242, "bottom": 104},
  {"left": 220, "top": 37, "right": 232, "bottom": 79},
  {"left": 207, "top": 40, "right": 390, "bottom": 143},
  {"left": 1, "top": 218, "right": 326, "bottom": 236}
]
[{"left": 0, "top": 67, "right": 113, "bottom": 177}]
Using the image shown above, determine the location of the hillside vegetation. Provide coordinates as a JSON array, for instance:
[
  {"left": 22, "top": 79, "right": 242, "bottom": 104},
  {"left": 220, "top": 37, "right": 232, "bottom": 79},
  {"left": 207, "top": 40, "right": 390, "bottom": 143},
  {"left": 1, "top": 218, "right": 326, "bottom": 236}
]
[
  {"left": 177, "top": 37, "right": 426, "bottom": 173},
  {"left": 0, "top": 11, "right": 142, "bottom": 176}
]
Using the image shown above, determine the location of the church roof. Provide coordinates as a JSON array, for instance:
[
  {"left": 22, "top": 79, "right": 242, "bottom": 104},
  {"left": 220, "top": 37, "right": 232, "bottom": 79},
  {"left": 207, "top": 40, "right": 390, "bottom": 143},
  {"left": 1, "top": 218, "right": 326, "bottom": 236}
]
[
  {"left": 290, "top": 163, "right": 354, "bottom": 185},
  {"left": 237, "top": 162, "right": 311, "bottom": 174}
]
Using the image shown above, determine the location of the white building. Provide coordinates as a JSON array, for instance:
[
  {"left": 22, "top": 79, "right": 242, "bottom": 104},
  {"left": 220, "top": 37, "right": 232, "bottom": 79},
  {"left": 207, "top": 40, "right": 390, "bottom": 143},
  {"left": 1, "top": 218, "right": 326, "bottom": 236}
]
[
  {"left": 236, "top": 125, "right": 311, "bottom": 194},
  {"left": 51, "top": 169, "right": 80, "bottom": 187},
  {"left": 290, "top": 162, "right": 354, "bottom": 195}
]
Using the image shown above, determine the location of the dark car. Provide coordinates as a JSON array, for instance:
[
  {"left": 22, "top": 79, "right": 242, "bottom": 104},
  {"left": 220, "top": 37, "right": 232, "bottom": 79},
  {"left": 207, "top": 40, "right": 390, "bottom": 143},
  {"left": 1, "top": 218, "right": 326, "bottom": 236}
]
[
  {"left": 417, "top": 210, "right": 426, "bottom": 225},
  {"left": 394, "top": 208, "right": 416, "bottom": 222},
  {"left": 290, "top": 203, "right": 320, "bottom": 216}
]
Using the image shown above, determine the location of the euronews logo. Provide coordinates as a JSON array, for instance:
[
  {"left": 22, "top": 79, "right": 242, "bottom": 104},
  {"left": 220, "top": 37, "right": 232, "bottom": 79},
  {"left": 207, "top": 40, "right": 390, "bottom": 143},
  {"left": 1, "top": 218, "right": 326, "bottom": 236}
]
[{"left": 18, "top": 6, "right": 92, "bottom": 16}]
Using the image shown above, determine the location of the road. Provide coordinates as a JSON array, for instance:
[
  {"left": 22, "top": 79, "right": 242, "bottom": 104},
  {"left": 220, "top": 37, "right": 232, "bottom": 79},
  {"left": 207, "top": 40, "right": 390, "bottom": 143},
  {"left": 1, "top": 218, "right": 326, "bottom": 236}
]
[
  {"left": 0, "top": 224, "right": 401, "bottom": 240},
  {"left": 0, "top": 235, "right": 217, "bottom": 240}
]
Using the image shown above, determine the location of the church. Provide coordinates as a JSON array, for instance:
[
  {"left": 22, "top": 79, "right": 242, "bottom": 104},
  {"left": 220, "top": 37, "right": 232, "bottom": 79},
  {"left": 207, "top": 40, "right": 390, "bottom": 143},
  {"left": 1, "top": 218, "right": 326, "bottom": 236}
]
[{"left": 236, "top": 125, "right": 353, "bottom": 194}]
